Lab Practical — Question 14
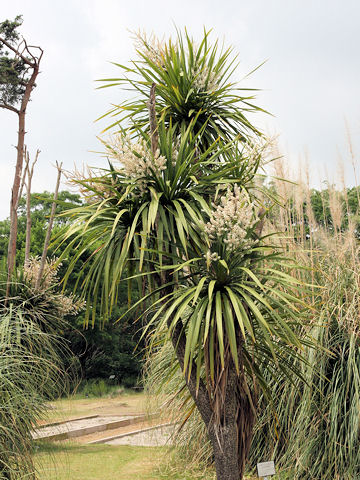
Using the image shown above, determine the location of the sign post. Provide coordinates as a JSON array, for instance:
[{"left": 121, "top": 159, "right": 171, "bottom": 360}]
[{"left": 257, "top": 461, "right": 276, "bottom": 479}]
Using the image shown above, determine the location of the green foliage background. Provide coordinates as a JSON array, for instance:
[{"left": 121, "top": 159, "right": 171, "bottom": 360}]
[{"left": 0, "top": 191, "right": 143, "bottom": 388}]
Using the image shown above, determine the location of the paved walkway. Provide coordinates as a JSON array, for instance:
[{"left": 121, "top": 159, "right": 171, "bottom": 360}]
[
  {"left": 104, "top": 424, "right": 175, "bottom": 447},
  {"left": 33, "top": 415, "right": 138, "bottom": 440}
]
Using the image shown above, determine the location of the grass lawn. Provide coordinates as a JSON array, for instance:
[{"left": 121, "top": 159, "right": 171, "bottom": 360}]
[
  {"left": 35, "top": 442, "right": 216, "bottom": 480},
  {"left": 36, "top": 394, "right": 272, "bottom": 479}
]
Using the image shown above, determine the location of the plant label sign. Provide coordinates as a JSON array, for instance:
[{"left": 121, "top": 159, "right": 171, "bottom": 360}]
[{"left": 257, "top": 461, "right": 276, "bottom": 478}]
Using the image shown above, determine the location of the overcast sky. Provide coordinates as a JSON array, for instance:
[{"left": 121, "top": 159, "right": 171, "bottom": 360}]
[{"left": 1, "top": 0, "right": 359, "bottom": 219}]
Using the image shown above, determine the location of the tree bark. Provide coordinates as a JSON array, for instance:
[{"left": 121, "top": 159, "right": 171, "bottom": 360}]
[
  {"left": 209, "top": 424, "right": 240, "bottom": 480},
  {"left": 208, "top": 363, "right": 240, "bottom": 480},
  {"left": 209, "top": 363, "right": 256, "bottom": 480},
  {"left": 6, "top": 59, "right": 40, "bottom": 294},
  {"left": 24, "top": 149, "right": 39, "bottom": 265},
  {"left": 6, "top": 109, "right": 25, "bottom": 293}
]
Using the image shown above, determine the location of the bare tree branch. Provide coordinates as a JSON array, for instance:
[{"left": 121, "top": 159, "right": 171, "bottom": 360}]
[
  {"left": 36, "top": 161, "right": 62, "bottom": 289},
  {"left": 0, "top": 35, "right": 38, "bottom": 66},
  {"left": 148, "top": 83, "right": 159, "bottom": 155},
  {"left": 17, "top": 145, "right": 29, "bottom": 209},
  {"left": 24, "top": 149, "right": 39, "bottom": 265},
  {"left": 0, "top": 102, "right": 19, "bottom": 114}
]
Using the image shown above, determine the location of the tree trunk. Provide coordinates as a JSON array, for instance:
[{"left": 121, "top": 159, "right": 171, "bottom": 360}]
[
  {"left": 170, "top": 320, "right": 256, "bottom": 480},
  {"left": 6, "top": 109, "right": 25, "bottom": 292},
  {"left": 209, "top": 423, "right": 241, "bottom": 480},
  {"left": 208, "top": 365, "right": 256, "bottom": 480},
  {"left": 6, "top": 60, "right": 39, "bottom": 294}
]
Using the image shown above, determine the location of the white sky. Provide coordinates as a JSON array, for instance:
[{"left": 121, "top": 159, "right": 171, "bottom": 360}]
[{"left": 1, "top": 0, "right": 359, "bottom": 219}]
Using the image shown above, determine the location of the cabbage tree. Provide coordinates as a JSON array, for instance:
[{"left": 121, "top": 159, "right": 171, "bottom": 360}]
[{"left": 60, "top": 30, "right": 310, "bottom": 480}]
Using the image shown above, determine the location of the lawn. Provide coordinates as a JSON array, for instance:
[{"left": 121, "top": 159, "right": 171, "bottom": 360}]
[
  {"left": 35, "top": 393, "right": 270, "bottom": 479},
  {"left": 35, "top": 392, "right": 217, "bottom": 479},
  {"left": 35, "top": 442, "right": 216, "bottom": 480}
]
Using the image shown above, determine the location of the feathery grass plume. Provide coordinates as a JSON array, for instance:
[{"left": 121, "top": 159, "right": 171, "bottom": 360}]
[
  {"left": 248, "top": 141, "right": 360, "bottom": 479},
  {"left": 0, "top": 253, "right": 79, "bottom": 479},
  {"left": 1, "top": 257, "right": 84, "bottom": 332},
  {"left": 0, "top": 305, "right": 68, "bottom": 479}
]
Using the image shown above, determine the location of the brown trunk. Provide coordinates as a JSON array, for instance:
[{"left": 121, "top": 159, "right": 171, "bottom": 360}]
[
  {"left": 209, "top": 363, "right": 240, "bottom": 480},
  {"left": 24, "top": 149, "right": 38, "bottom": 265},
  {"left": 208, "top": 364, "right": 256, "bottom": 480},
  {"left": 210, "top": 424, "right": 240, "bottom": 480},
  {"left": 169, "top": 320, "right": 256, "bottom": 480},
  {"left": 6, "top": 61, "right": 40, "bottom": 294},
  {"left": 6, "top": 110, "right": 25, "bottom": 293}
]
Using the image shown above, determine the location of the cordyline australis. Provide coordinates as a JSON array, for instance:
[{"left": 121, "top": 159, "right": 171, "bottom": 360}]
[{"left": 58, "top": 29, "right": 312, "bottom": 480}]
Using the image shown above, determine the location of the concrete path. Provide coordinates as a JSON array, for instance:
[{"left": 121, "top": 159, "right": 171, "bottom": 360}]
[
  {"left": 94, "top": 424, "right": 176, "bottom": 447},
  {"left": 33, "top": 414, "right": 143, "bottom": 441}
]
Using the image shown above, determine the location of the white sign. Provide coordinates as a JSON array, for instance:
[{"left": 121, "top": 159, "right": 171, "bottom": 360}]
[{"left": 257, "top": 461, "right": 276, "bottom": 477}]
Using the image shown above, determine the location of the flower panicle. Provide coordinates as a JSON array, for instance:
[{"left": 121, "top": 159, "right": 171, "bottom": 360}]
[
  {"left": 132, "top": 30, "right": 170, "bottom": 67},
  {"left": 192, "top": 66, "right": 220, "bottom": 93},
  {"left": 204, "top": 185, "right": 255, "bottom": 252},
  {"left": 24, "top": 257, "right": 85, "bottom": 316},
  {"left": 108, "top": 134, "right": 167, "bottom": 193}
]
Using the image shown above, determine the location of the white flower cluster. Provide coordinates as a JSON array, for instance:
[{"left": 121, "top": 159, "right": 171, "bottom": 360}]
[
  {"left": 204, "top": 250, "right": 221, "bottom": 263},
  {"left": 56, "top": 292, "right": 85, "bottom": 316},
  {"left": 204, "top": 185, "right": 254, "bottom": 251},
  {"left": 133, "top": 31, "right": 169, "bottom": 67},
  {"left": 24, "top": 257, "right": 59, "bottom": 290},
  {"left": 110, "top": 135, "right": 167, "bottom": 192},
  {"left": 24, "top": 257, "right": 85, "bottom": 315},
  {"left": 192, "top": 66, "right": 220, "bottom": 93},
  {"left": 70, "top": 165, "right": 112, "bottom": 203}
]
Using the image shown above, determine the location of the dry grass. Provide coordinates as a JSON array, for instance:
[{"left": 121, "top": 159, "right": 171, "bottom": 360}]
[
  {"left": 42, "top": 392, "right": 146, "bottom": 425},
  {"left": 249, "top": 141, "right": 360, "bottom": 479}
]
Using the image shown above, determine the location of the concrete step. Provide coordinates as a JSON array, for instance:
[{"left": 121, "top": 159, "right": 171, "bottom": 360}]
[
  {"left": 33, "top": 413, "right": 157, "bottom": 441},
  {"left": 88, "top": 422, "right": 176, "bottom": 447}
]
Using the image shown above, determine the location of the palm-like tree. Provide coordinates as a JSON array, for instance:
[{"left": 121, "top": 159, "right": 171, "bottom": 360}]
[
  {"left": 98, "top": 29, "right": 266, "bottom": 150},
  {"left": 60, "top": 30, "right": 310, "bottom": 480}
]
